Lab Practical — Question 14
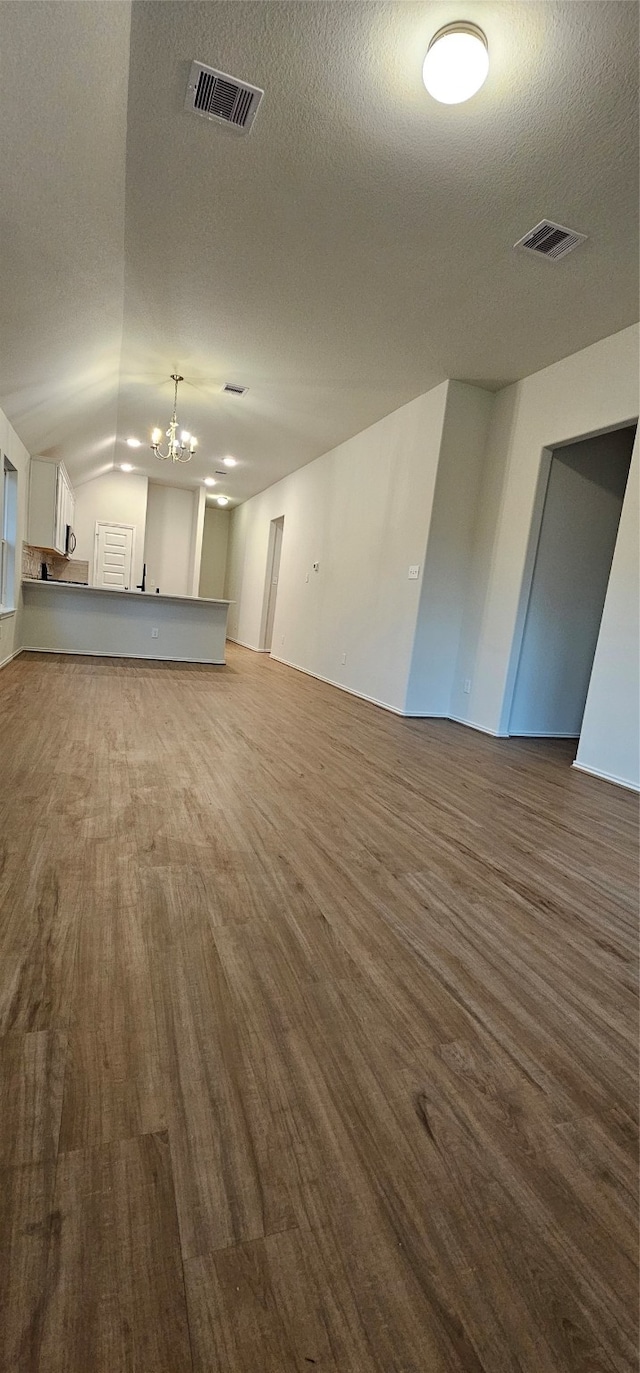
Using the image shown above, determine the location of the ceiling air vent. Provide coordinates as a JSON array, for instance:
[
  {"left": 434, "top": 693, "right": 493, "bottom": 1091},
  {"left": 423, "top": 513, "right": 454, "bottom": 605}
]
[
  {"left": 221, "top": 382, "right": 248, "bottom": 396},
  {"left": 514, "top": 220, "right": 587, "bottom": 260},
  {"left": 185, "top": 61, "right": 263, "bottom": 134}
]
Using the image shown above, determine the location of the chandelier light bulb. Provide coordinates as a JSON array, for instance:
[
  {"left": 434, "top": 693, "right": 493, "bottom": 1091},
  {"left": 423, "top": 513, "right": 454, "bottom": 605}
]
[{"left": 422, "top": 23, "right": 489, "bottom": 104}]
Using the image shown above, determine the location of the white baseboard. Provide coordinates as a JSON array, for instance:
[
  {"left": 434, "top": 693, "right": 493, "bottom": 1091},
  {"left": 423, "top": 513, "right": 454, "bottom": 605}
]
[
  {"left": 448, "top": 713, "right": 505, "bottom": 738},
  {"left": 572, "top": 760, "right": 639, "bottom": 793},
  {"left": 231, "top": 643, "right": 513, "bottom": 727},
  {"left": 0, "top": 646, "right": 23, "bottom": 671},
  {"left": 226, "top": 637, "right": 270, "bottom": 653},
  {"left": 228, "top": 649, "right": 636, "bottom": 793},
  {"left": 21, "top": 647, "right": 226, "bottom": 666},
  {"left": 269, "top": 653, "right": 408, "bottom": 716},
  {"left": 509, "top": 731, "right": 579, "bottom": 739}
]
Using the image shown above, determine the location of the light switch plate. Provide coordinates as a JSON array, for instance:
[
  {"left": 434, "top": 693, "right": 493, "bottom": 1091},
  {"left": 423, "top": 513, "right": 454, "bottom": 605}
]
[{"left": 408, "top": 565, "right": 420, "bottom": 580}]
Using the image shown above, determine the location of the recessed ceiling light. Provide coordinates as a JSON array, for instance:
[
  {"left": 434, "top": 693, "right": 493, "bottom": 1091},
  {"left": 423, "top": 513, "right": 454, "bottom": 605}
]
[
  {"left": 126, "top": 437, "right": 141, "bottom": 448},
  {"left": 216, "top": 496, "right": 229, "bottom": 506},
  {"left": 204, "top": 477, "right": 216, "bottom": 486},
  {"left": 223, "top": 456, "right": 237, "bottom": 467},
  {"left": 120, "top": 463, "right": 134, "bottom": 472},
  {"left": 423, "top": 23, "right": 489, "bottom": 105}
]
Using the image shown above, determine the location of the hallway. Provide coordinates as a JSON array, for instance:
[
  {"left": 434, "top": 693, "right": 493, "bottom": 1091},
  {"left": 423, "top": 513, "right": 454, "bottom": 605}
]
[{"left": 0, "top": 644, "right": 637, "bottom": 1371}]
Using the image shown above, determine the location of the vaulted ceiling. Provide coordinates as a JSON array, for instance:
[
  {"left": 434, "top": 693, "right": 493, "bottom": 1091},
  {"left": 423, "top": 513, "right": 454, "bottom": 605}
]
[{"left": 1, "top": 1, "right": 638, "bottom": 504}]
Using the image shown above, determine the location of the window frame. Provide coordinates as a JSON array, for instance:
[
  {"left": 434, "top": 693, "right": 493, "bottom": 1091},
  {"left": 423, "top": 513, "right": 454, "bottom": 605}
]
[{"left": 1, "top": 456, "right": 18, "bottom": 615}]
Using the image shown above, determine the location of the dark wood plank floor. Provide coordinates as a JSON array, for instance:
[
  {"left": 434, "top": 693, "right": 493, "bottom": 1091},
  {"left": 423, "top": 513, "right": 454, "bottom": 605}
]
[{"left": 0, "top": 644, "right": 637, "bottom": 1372}]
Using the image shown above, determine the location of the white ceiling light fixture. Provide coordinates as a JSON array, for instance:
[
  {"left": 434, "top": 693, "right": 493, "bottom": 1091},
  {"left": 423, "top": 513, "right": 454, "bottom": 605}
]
[
  {"left": 151, "top": 374, "right": 197, "bottom": 462},
  {"left": 423, "top": 22, "right": 489, "bottom": 105},
  {"left": 216, "top": 496, "right": 229, "bottom": 506},
  {"left": 126, "top": 437, "right": 141, "bottom": 448},
  {"left": 120, "top": 463, "right": 134, "bottom": 472},
  {"left": 204, "top": 477, "right": 216, "bottom": 486},
  {"left": 223, "top": 455, "right": 237, "bottom": 467}
]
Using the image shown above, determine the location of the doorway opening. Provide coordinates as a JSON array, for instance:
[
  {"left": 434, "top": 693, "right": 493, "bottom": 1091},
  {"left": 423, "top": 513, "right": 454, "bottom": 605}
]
[
  {"left": 261, "top": 515, "right": 284, "bottom": 653},
  {"left": 508, "top": 424, "right": 635, "bottom": 751}
]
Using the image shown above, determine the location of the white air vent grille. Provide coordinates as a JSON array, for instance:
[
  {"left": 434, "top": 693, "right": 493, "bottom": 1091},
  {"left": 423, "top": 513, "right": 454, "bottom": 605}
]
[
  {"left": 221, "top": 382, "right": 248, "bottom": 396},
  {"left": 185, "top": 61, "right": 263, "bottom": 133},
  {"left": 514, "top": 220, "right": 587, "bottom": 260}
]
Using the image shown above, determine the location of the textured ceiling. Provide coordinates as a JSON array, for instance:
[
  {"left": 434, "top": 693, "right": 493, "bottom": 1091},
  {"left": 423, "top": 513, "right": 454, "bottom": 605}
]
[{"left": 0, "top": 0, "right": 638, "bottom": 503}]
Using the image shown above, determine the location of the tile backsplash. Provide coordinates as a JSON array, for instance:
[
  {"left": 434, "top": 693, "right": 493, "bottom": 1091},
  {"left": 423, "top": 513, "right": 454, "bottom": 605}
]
[{"left": 23, "top": 544, "right": 89, "bottom": 584}]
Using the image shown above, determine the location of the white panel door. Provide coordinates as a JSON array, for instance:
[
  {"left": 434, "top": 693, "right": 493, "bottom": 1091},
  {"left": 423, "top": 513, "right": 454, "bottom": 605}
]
[{"left": 94, "top": 523, "right": 134, "bottom": 590}]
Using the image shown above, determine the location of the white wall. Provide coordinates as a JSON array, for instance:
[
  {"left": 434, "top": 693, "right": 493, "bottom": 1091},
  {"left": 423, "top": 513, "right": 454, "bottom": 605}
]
[
  {"left": 199, "top": 506, "right": 230, "bottom": 599},
  {"left": 0, "top": 403, "right": 31, "bottom": 668},
  {"left": 74, "top": 469, "right": 148, "bottom": 590},
  {"left": 452, "top": 324, "right": 640, "bottom": 738},
  {"left": 576, "top": 429, "right": 640, "bottom": 789},
  {"left": 405, "top": 382, "right": 493, "bottom": 715},
  {"left": 143, "top": 483, "right": 197, "bottom": 598},
  {"left": 509, "top": 431, "right": 633, "bottom": 737},
  {"left": 226, "top": 383, "right": 450, "bottom": 713}
]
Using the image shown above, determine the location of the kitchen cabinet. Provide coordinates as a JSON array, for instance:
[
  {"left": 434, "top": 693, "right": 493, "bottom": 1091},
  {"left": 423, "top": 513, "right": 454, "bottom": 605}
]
[{"left": 28, "top": 458, "right": 75, "bottom": 555}]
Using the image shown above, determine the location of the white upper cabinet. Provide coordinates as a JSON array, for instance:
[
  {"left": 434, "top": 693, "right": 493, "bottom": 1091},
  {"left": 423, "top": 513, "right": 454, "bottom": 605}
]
[{"left": 28, "top": 458, "right": 75, "bottom": 555}]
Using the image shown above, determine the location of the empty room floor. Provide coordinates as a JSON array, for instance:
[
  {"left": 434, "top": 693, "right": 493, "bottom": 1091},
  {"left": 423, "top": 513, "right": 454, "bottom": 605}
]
[{"left": 0, "top": 644, "right": 637, "bottom": 1372}]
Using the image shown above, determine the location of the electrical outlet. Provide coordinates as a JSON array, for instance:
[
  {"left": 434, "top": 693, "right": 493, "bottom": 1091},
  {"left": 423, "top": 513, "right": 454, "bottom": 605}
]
[
  {"left": 463, "top": 678, "right": 472, "bottom": 694},
  {"left": 341, "top": 653, "right": 346, "bottom": 665},
  {"left": 408, "top": 565, "right": 420, "bottom": 580},
  {"left": 151, "top": 627, "right": 159, "bottom": 639}
]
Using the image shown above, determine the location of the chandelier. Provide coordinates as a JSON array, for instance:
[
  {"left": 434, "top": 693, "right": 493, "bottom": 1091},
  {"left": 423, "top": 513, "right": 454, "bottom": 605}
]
[{"left": 150, "top": 374, "right": 197, "bottom": 462}]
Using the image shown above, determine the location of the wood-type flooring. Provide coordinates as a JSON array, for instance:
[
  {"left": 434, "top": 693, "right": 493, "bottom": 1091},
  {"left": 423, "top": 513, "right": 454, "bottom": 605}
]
[{"left": 0, "top": 645, "right": 638, "bottom": 1372}]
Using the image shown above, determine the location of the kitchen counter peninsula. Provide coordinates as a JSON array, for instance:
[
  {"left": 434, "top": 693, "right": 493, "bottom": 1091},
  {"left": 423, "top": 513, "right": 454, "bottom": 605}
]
[{"left": 21, "top": 579, "right": 231, "bottom": 664}]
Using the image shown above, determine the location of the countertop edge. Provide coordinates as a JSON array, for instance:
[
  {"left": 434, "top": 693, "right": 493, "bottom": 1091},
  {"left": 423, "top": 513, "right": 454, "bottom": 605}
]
[{"left": 22, "top": 580, "right": 233, "bottom": 607}]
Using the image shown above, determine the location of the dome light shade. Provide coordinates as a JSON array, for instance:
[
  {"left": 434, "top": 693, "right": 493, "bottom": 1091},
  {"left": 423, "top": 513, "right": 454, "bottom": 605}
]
[{"left": 423, "top": 23, "right": 489, "bottom": 105}]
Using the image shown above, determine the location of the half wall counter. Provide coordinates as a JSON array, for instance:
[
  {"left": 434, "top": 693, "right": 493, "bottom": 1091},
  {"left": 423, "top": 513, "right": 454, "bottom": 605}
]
[{"left": 21, "top": 581, "right": 231, "bottom": 664}]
